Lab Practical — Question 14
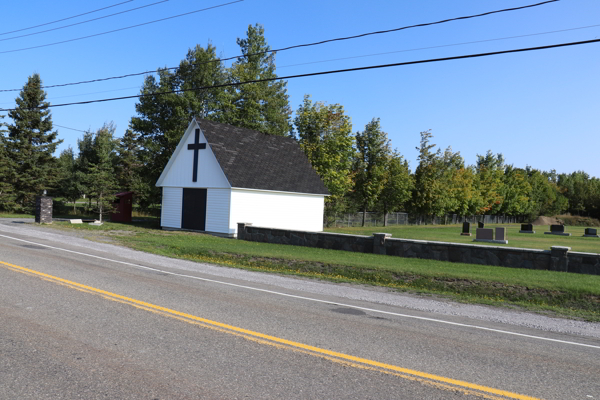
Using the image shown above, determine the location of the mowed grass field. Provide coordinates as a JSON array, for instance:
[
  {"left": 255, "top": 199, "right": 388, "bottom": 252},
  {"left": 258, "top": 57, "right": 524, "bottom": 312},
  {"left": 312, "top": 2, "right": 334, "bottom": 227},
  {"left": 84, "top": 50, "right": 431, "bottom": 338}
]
[
  {"left": 24, "top": 218, "right": 600, "bottom": 322},
  {"left": 327, "top": 223, "right": 600, "bottom": 254}
]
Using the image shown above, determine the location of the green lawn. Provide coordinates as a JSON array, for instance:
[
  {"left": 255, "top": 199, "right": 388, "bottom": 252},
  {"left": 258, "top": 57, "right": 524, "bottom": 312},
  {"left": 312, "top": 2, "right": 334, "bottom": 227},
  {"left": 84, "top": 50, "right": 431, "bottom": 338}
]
[
  {"left": 327, "top": 224, "right": 600, "bottom": 254},
  {"left": 0, "top": 212, "right": 34, "bottom": 218},
  {"left": 39, "top": 220, "right": 600, "bottom": 321}
]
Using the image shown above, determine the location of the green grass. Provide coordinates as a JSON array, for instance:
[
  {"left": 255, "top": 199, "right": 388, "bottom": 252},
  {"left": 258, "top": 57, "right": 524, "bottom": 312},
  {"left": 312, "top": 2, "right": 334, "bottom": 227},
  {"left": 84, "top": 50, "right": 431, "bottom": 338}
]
[
  {"left": 0, "top": 212, "right": 34, "bottom": 218},
  {"left": 327, "top": 224, "right": 600, "bottom": 254},
  {"left": 40, "top": 220, "right": 600, "bottom": 321}
]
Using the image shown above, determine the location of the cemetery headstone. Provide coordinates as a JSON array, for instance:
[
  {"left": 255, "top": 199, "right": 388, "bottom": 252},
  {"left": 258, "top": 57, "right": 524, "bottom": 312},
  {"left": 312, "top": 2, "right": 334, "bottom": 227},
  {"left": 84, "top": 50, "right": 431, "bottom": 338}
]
[
  {"left": 544, "top": 224, "right": 571, "bottom": 236},
  {"left": 550, "top": 225, "right": 564, "bottom": 233},
  {"left": 495, "top": 227, "right": 507, "bottom": 242},
  {"left": 584, "top": 228, "right": 599, "bottom": 238},
  {"left": 475, "top": 228, "right": 493, "bottom": 241},
  {"left": 478, "top": 222, "right": 485, "bottom": 229},
  {"left": 519, "top": 223, "right": 535, "bottom": 233},
  {"left": 461, "top": 222, "right": 472, "bottom": 236}
]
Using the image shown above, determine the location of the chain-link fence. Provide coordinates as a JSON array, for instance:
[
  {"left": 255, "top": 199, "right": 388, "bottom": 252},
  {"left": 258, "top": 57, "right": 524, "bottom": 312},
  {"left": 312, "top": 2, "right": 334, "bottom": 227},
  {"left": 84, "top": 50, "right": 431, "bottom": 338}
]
[{"left": 334, "top": 212, "right": 525, "bottom": 227}]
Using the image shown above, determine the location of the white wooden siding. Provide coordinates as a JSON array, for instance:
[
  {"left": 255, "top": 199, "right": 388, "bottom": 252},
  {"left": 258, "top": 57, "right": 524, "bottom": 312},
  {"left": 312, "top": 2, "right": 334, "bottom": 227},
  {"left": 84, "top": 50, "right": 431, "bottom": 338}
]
[
  {"left": 205, "top": 189, "right": 231, "bottom": 234},
  {"left": 161, "top": 187, "right": 182, "bottom": 228},
  {"left": 158, "top": 124, "right": 230, "bottom": 189},
  {"left": 230, "top": 189, "right": 324, "bottom": 234}
]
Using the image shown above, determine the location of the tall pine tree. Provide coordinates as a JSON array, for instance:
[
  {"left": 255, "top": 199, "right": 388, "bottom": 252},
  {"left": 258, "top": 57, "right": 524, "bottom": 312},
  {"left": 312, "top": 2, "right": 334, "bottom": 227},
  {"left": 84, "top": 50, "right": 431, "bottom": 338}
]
[
  {"left": 225, "top": 24, "right": 291, "bottom": 136},
  {"left": 0, "top": 116, "right": 16, "bottom": 211},
  {"left": 6, "top": 74, "right": 62, "bottom": 212}
]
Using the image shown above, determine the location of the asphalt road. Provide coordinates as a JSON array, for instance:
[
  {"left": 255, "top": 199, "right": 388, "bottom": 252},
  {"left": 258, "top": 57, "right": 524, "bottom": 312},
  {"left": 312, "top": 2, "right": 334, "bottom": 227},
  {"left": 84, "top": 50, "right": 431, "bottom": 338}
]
[{"left": 0, "top": 220, "right": 599, "bottom": 399}]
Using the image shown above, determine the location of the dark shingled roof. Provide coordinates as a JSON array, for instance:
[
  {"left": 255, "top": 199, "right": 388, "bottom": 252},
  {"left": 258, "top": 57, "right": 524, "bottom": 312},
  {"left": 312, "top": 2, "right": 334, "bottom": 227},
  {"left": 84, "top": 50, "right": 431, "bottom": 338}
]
[{"left": 196, "top": 119, "right": 330, "bottom": 195}]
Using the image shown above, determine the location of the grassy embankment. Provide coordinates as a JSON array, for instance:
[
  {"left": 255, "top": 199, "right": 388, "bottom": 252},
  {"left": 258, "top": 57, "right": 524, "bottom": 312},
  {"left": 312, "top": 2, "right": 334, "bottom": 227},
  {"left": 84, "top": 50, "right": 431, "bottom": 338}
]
[{"left": 29, "top": 218, "right": 600, "bottom": 322}]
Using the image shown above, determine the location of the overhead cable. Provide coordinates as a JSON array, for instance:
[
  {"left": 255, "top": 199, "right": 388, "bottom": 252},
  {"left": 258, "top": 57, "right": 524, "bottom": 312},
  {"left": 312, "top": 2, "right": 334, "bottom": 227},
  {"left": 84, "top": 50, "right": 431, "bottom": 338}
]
[
  {"left": 54, "top": 124, "right": 90, "bottom": 133},
  {"left": 0, "top": 0, "right": 244, "bottom": 55},
  {"left": 1, "top": 37, "right": 597, "bottom": 112},
  {"left": 276, "top": 23, "right": 600, "bottom": 69},
  {"left": 0, "top": 0, "right": 134, "bottom": 36},
  {"left": 0, "top": 0, "right": 557, "bottom": 92},
  {"left": 0, "top": 1, "right": 169, "bottom": 43}
]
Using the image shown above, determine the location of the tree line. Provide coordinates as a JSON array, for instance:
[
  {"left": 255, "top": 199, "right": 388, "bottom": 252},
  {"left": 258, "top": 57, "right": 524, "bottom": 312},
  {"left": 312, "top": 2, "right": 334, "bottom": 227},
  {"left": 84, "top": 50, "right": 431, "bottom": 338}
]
[{"left": 1, "top": 24, "right": 599, "bottom": 225}]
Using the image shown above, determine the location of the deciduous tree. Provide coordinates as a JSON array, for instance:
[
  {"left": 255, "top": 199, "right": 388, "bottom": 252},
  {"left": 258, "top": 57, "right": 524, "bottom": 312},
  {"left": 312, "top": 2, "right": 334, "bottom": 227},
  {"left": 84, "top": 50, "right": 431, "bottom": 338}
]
[
  {"left": 294, "top": 95, "right": 354, "bottom": 225},
  {"left": 352, "top": 118, "right": 390, "bottom": 226}
]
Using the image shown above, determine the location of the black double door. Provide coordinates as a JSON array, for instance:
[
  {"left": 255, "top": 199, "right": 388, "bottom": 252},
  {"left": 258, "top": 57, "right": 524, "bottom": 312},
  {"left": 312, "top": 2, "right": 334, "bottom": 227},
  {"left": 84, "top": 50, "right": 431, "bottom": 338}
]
[{"left": 182, "top": 188, "right": 207, "bottom": 231}]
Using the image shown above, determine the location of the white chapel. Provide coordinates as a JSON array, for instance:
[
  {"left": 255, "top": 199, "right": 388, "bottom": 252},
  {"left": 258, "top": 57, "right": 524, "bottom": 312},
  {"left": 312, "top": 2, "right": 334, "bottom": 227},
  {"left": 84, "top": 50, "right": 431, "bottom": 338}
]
[{"left": 156, "top": 118, "right": 329, "bottom": 237}]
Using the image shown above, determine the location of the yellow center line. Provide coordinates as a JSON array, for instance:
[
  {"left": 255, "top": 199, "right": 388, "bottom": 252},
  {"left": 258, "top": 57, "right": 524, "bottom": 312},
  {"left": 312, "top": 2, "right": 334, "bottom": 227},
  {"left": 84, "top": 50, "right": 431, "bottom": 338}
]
[{"left": 0, "top": 260, "right": 541, "bottom": 400}]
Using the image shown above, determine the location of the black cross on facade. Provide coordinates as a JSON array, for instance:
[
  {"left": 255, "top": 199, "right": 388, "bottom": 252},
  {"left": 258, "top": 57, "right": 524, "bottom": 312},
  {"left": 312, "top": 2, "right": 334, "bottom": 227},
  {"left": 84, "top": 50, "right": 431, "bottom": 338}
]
[{"left": 188, "top": 128, "right": 206, "bottom": 182}]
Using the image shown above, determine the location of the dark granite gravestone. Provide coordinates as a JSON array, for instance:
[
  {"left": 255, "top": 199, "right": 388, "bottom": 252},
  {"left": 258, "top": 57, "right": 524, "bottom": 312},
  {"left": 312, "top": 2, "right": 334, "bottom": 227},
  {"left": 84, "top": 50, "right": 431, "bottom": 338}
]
[
  {"left": 478, "top": 222, "right": 485, "bottom": 229},
  {"left": 475, "top": 228, "right": 493, "bottom": 240},
  {"left": 495, "top": 227, "right": 506, "bottom": 241},
  {"left": 519, "top": 223, "right": 535, "bottom": 233},
  {"left": 545, "top": 224, "right": 571, "bottom": 236},
  {"left": 584, "top": 228, "right": 599, "bottom": 237},
  {"left": 35, "top": 196, "right": 53, "bottom": 224},
  {"left": 550, "top": 224, "right": 565, "bottom": 233},
  {"left": 461, "top": 222, "right": 472, "bottom": 236}
]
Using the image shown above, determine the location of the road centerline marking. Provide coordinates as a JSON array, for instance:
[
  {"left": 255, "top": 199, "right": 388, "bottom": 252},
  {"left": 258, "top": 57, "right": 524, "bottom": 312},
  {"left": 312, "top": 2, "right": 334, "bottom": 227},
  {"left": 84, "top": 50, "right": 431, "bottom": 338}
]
[
  {"left": 0, "top": 259, "right": 540, "bottom": 400},
  {"left": 1, "top": 232, "right": 598, "bottom": 350}
]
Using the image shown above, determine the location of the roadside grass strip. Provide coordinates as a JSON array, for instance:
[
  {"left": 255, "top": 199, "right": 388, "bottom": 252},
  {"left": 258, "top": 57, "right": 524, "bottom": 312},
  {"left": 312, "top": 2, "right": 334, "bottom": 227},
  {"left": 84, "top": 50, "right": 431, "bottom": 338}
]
[
  {"left": 35, "top": 221, "right": 600, "bottom": 321},
  {"left": 0, "top": 259, "right": 540, "bottom": 400}
]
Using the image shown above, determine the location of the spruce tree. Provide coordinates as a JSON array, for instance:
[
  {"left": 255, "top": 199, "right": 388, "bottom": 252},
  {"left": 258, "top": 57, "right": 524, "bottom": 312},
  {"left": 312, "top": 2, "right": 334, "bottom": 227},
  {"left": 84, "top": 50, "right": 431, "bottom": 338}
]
[
  {"left": 0, "top": 117, "right": 16, "bottom": 211},
  {"left": 225, "top": 24, "right": 292, "bottom": 136},
  {"left": 6, "top": 74, "right": 62, "bottom": 212},
  {"left": 83, "top": 123, "right": 119, "bottom": 222}
]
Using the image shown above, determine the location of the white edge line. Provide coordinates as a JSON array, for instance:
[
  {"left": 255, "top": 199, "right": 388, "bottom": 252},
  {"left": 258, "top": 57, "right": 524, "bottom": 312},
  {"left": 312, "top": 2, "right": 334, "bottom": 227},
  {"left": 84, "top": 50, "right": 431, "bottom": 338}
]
[{"left": 1, "top": 232, "right": 599, "bottom": 350}]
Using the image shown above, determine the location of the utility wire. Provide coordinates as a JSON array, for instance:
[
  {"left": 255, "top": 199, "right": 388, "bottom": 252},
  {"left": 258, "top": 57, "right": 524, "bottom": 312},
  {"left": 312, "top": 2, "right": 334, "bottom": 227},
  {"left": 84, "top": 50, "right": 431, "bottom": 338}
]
[
  {"left": 0, "top": 1, "right": 169, "bottom": 43},
  {"left": 1, "top": 37, "right": 597, "bottom": 112},
  {"left": 277, "top": 23, "right": 600, "bottom": 69},
  {"left": 54, "top": 124, "right": 91, "bottom": 133},
  {"left": 8, "top": 22, "right": 597, "bottom": 104},
  {"left": 0, "top": 0, "right": 244, "bottom": 55},
  {"left": 0, "top": 1, "right": 134, "bottom": 36},
  {"left": 0, "top": 0, "right": 557, "bottom": 92}
]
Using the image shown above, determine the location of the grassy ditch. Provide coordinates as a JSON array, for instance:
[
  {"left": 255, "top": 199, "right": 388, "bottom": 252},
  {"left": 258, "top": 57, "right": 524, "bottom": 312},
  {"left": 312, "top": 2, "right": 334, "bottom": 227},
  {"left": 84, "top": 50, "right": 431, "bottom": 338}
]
[{"left": 38, "top": 220, "right": 600, "bottom": 322}]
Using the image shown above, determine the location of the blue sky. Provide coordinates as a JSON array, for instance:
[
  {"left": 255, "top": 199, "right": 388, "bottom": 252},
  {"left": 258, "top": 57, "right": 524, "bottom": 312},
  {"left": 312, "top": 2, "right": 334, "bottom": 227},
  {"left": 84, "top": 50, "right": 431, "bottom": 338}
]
[{"left": 1, "top": 0, "right": 599, "bottom": 177}]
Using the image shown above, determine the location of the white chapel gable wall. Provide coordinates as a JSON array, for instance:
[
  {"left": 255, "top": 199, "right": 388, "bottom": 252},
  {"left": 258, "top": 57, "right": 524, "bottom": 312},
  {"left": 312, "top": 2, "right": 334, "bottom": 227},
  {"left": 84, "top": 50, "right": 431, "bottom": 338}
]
[
  {"left": 230, "top": 189, "right": 325, "bottom": 233},
  {"left": 160, "top": 125, "right": 230, "bottom": 189}
]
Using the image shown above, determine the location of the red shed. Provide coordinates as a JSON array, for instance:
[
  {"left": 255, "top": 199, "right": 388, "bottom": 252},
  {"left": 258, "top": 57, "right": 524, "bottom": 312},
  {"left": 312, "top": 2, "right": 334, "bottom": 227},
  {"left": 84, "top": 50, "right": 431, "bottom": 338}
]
[{"left": 110, "top": 191, "right": 133, "bottom": 223}]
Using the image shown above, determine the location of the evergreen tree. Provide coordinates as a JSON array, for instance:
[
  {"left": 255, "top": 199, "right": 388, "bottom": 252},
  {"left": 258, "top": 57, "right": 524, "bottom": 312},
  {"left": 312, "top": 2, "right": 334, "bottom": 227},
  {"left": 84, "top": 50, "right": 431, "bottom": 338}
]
[
  {"left": 5, "top": 74, "right": 63, "bottom": 212},
  {"left": 294, "top": 95, "right": 354, "bottom": 225},
  {"left": 83, "top": 123, "right": 119, "bottom": 222},
  {"left": 352, "top": 118, "right": 390, "bottom": 226},
  {"left": 0, "top": 117, "right": 16, "bottom": 211},
  {"left": 56, "top": 147, "right": 81, "bottom": 213},
  {"left": 225, "top": 24, "right": 292, "bottom": 136}
]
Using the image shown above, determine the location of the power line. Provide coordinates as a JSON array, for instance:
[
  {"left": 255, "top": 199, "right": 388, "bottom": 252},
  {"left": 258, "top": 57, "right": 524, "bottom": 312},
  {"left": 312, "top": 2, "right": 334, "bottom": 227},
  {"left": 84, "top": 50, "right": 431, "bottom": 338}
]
[
  {"left": 54, "top": 124, "right": 90, "bottom": 133},
  {"left": 0, "top": 0, "right": 558, "bottom": 92},
  {"left": 2, "top": 37, "right": 597, "bottom": 112},
  {"left": 0, "top": 0, "right": 169, "bottom": 43},
  {"left": 276, "top": 23, "right": 600, "bottom": 70},
  {"left": 0, "top": 0, "right": 244, "bottom": 55},
  {"left": 0, "top": 1, "right": 134, "bottom": 36},
  {"left": 7, "top": 22, "right": 597, "bottom": 104}
]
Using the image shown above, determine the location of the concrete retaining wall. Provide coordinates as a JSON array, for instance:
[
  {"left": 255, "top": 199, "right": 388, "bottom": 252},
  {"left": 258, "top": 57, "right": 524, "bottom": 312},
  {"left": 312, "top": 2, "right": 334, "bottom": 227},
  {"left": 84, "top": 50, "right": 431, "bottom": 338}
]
[{"left": 237, "top": 223, "right": 600, "bottom": 275}]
